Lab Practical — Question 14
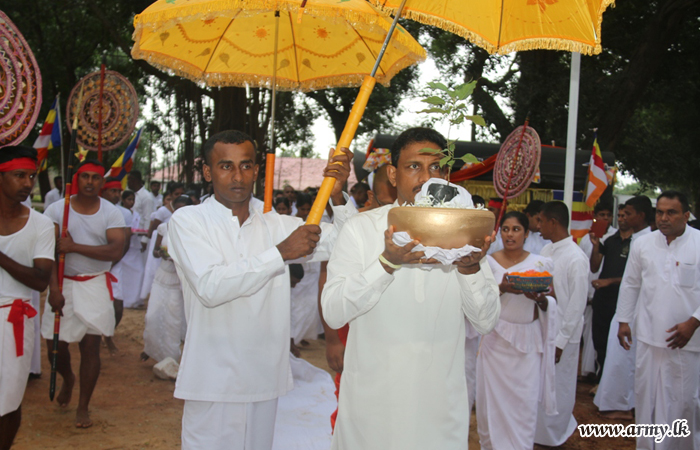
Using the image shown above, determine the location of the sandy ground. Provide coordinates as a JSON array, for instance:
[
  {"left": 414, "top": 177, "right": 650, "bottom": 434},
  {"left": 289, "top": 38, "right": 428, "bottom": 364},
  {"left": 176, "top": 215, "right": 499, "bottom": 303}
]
[{"left": 13, "top": 307, "right": 636, "bottom": 450}]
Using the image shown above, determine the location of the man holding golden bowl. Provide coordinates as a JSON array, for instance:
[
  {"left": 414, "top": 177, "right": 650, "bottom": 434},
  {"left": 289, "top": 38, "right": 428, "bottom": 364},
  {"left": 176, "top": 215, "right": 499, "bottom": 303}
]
[{"left": 321, "top": 127, "right": 501, "bottom": 450}]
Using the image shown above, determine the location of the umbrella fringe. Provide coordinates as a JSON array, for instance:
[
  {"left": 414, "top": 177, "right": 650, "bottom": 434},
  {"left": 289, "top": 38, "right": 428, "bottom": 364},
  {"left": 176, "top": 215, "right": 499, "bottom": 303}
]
[
  {"left": 372, "top": 0, "right": 616, "bottom": 56},
  {"left": 131, "top": 46, "right": 424, "bottom": 92}
]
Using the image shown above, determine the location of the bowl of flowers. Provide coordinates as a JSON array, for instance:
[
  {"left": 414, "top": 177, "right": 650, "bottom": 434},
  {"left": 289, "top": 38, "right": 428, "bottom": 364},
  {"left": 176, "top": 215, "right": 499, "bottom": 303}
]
[{"left": 505, "top": 270, "right": 553, "bottom": 292}]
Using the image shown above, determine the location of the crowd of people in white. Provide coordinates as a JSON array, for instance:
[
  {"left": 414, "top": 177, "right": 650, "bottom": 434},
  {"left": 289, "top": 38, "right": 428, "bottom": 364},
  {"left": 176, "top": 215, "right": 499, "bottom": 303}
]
[{"left": 1, "top": 127, "right": 699, "bottom": 450}]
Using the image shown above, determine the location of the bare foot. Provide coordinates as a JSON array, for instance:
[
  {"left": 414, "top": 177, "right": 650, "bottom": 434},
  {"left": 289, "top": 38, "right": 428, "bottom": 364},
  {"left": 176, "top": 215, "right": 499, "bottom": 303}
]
[
  {"left": 300, "top": 339, "right": 310, "bottom": 347},
  {"left": 599, "top": 410, "right": 634, "bottom": 420},
  {"left": 57, "top": 373, "right": 75, "bottom": 407},
  {"left": 75, "top": 409, "right": 93, "bottom": 428},
  {"left": 140, "top": 352, "right": 150, "bottom": 362},
  {"left": 105, "top": 337, "right": 119, "bottom": 356},
  {"left": 589, "top": 384, "right": 598, "bottom": 396},
  {"left": 290, "top": 342, "right": 301, "bottom": 357}
]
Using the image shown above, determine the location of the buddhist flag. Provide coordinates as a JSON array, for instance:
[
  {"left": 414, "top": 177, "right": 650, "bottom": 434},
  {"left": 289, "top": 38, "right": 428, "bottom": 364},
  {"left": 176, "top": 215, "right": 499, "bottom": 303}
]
[
  {"left": 110, "top": 128, "right": 143, "bottom": 189},
  {"left": 33, "top": 97, "right": 62, "bottom": 172},
  {"left": 585, "top": 137, "right": 608, "bottom": 207}
]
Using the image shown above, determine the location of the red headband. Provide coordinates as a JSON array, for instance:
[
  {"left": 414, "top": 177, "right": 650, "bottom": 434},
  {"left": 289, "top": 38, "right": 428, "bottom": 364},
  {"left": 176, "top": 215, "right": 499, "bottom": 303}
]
[
  {"left": 488, "top": 199, "right": 503, "bottom": 209},
  {"left": 102, "top": 181, "right": 123, "bottom": 192},
  {"left": 70, "top": 163, "right": 106, "bottom": 195},
  {"left": 0, "top": 157, "right": 38, "bottom": 172}
]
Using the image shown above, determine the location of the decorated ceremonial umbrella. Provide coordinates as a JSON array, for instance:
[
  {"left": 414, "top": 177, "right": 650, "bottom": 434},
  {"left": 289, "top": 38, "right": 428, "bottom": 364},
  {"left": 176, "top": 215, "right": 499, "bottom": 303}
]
[
  {"left": 131, "top": 0, "right": 426, "bottom": 211},
  {"left": 301, "top": 0, "right": 615, "bottom": 223},
  {"left": 369, "top": 0, "right": 614, "bottom": 56},
  {"left": 0, "top": 11, "right": 42, "bottom": 147},
  {"left": 66, "top": 70, "right": 140, "bottom": 158},
  {"left": 367, "top": 0, "right": 615, "bottom": 212}
]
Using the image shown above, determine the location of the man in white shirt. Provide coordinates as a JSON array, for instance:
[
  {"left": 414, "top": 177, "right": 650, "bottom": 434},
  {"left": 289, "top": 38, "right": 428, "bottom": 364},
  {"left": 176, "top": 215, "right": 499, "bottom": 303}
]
[
  {"left": 534, "top": 201, "right": 589, "bottom": 447},
  {"left": 44, "top": 175, "right": 63, "bottom": 209},
  {"left": 41, "top": 160, "right": 126, "bottom": 429},
  {"left": 127, "top": 170, "right": 155, "bottom": 254},
  {"left": 150, "top": 180, "right": 162, "bottom": 209},
  {"left": 523, "top": 199, "right": 551, "bottom": 254},
  {"left": 168, "top": 130, "right": 356, "bottom": 450},
  {"left": 617, "top": 191, "right": 700, "bottom": 450},
  {"left": 321, "top": 127, "right": 500, "bottom": 450},
  {"left": 592, "top": 197, "right": 652, "bottom": 419},
  {"left": 0, "top": 146, "right": 55, "bottom": 450}
]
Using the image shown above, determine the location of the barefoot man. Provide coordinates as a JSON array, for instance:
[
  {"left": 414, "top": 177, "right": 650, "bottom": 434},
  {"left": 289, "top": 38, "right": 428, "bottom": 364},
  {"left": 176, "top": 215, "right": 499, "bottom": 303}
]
[
  {"left": 41, "top": 160, "right": 126, "bottom": 428},
  {"left": 168, "top": 130, "right": 356, "bottom": 450},
  {"left": 0, "top": 146, "right": 55, "bottom": 450},
  {"left": 321, "top": 127, "right": 500, "bottom": 450}
]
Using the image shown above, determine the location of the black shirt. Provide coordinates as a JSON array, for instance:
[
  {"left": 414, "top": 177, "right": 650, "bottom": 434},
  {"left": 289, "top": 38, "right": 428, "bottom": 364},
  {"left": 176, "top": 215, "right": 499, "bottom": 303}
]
[{"left": 592, "top": 231, "right": 632, "bottom": 309}]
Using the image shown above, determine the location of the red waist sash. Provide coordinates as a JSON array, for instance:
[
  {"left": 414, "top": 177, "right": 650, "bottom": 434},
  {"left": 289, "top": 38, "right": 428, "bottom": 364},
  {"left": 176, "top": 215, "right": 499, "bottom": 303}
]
[
  {"left": 65, "top": 272, "right": 118, "bottom": 301},
  {"left": 0, "top": 299, "right": 37, "bottom": 357}
]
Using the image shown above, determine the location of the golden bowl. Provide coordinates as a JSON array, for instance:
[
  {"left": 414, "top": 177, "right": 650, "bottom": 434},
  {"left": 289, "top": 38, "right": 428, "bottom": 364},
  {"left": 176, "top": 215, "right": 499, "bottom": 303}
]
[{"left": 387, "top": 207, "right": 495, "bottom": 249}]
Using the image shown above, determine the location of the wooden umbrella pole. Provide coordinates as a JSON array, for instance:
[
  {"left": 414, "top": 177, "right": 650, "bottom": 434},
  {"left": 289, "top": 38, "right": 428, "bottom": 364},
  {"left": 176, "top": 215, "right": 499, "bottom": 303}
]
[
  {"left": 495, "top": 119, "right": 529, "bottom": 229},
  {"left": 50, "top": 84, "right": 84, "bottom": 401},
  {"left": 306, "top": 0, "right": 408, "bottom": 225}
]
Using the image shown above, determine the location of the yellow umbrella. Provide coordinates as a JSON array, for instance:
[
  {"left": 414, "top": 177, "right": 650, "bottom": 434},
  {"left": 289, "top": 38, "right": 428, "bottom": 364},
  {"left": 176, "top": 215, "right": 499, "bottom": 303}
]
[
  {"left": 369, "top": 0, "right": 615, "bottom": 55},
  {"left": 132, "top": 0, "right": 425, "bottom": 91},
  {"left": 132, "top": 0, "right": 425, "bottom": 211}
]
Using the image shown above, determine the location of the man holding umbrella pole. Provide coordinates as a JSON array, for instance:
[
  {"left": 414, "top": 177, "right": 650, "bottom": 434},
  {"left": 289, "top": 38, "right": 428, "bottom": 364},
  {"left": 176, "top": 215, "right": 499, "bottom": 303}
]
[{"left": 0, "top": 146, "right": 55, "bottom": 449}]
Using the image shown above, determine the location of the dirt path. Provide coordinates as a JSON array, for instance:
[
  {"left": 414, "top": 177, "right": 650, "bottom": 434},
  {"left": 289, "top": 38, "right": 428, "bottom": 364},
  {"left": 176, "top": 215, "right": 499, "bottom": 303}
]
[{"left": 14, "top": 308, "right": 635, "bottom": 449}]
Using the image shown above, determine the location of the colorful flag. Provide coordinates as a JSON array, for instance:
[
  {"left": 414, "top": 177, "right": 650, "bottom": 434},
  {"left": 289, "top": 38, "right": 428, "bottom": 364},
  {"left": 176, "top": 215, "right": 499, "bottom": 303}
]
[
  {"left": 110, "top": 128, "right": 143, "bottom": 189},
  {"left": 32, "top": 97, "right": 62, "bottom": 172},
  {"left": 585, "top": 137, "right": 608, "bottom": 207},
  {"left": 553, "top": 190, "right": 593, "bottom": 243}
]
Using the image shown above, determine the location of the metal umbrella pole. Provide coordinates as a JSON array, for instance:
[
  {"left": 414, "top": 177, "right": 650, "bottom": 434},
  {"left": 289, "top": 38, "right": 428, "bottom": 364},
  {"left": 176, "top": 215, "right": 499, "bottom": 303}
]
[{"left": 263, "top": 11, "right": 281, "bottom": 213}]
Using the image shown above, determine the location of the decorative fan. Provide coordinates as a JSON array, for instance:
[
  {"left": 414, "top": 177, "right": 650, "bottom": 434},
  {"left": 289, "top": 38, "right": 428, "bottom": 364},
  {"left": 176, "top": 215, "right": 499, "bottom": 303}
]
[
  {"left": 0, "top": 11, "right": 42, "bottom": 147},
  {"left": 66, "top": 70, "right": 139, "bottom": 152},
  {"left": 493, "top": 124, "right": 541, "bottom": 200}
]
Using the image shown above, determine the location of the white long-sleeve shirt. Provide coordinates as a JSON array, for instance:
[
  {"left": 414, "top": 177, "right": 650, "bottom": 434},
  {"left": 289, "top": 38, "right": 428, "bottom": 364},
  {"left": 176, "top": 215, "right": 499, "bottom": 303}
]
[
  {"left": 322, "top": 204, "right": 500, "bottom": 450},
  {"left": 541, "top": 237, "right": 589, "bottom": 349},
  {"left": 168, "top": 196, "right": 355, "bottom": 403},
  {"left": 134, "top": 187, "right": 155, "bottom": 244},
  {"left": 617, "top": 227, "right": 700, "bottom": 352}
]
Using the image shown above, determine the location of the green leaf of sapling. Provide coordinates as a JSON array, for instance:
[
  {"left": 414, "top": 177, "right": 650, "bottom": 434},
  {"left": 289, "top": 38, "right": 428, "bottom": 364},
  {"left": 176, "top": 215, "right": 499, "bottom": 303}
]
[
  {"left": 427, "top": 81, "right": 449, "bottom": 92},
  {"left": 417, "top": 108, "right": 446, "bottom": 114},
  {"left": 419, "top": 147, "right": 442, "bottom": 154},
  {"left": 422, "top": 96, "right": 446, "bottom": 106},
  {"left": 465, "top": 115, "right": 486, "bottom": 126},
  {"left": 455, "top": 81, "right": 476, "bottom": 100},
  {"left": 439, "top": 155, "right": 451, "bottom": 167}
]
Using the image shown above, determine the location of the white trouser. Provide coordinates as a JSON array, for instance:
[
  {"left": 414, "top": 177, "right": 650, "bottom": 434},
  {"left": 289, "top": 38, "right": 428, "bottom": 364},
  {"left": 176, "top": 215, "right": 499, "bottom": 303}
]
[
  {"left": 182, "top": 398, "right": 279, "bottom": 450},
  {"left": 634, "top": 341, "right": 700, "bottom": 450}
]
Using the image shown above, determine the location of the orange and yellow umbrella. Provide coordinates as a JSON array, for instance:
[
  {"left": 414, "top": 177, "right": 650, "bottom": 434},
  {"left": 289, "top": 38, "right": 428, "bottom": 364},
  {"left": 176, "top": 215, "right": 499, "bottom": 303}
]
[
  {"left": 369, "top": 0, "right": 615, "bottom": 55},
  {"left": 132, "top": 0, "right": 426, "bottom": 91}
]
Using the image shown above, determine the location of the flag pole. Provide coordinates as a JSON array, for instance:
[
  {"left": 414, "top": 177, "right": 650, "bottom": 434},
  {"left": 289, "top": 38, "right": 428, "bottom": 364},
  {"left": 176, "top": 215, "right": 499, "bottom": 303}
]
[
  {"left": 50, "top": 84, "right": 84, "bottom": 402},
  {"left": 306, "top": 0, "right": 408, "bottom": 224}
]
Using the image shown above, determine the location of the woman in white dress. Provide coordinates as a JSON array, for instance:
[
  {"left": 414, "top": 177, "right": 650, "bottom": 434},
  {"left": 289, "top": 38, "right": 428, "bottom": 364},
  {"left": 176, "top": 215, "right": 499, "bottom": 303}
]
[
  {"left": 141, "top": 195, "right": 192, "bottom": 363},
  {"left": 477, "top": 211, "right": 558, "bottom": 450}
]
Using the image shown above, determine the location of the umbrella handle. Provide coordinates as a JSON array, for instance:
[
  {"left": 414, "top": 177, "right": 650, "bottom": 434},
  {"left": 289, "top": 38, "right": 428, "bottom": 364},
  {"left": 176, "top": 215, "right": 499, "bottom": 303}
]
[
  {"left": 306, "top": 76, "right": 376, "bottom": 225},
  {"left": 263, "top": 153, "right": 275, "bottom": 213}
]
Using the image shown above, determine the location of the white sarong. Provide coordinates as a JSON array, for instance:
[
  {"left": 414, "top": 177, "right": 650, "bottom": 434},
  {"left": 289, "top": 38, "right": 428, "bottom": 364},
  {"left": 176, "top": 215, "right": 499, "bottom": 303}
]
[
  {"left": 143, "top": 259, "right": 186, "bottom": 362},
  {"left": 594, "top": 314, "right": 636, "bottom": 411},
  {"left": 0, "top": 299, "right": 36, "bottom": 415},
  {"left": 41, "top": 273, "right": 116, "bottom": 342}
]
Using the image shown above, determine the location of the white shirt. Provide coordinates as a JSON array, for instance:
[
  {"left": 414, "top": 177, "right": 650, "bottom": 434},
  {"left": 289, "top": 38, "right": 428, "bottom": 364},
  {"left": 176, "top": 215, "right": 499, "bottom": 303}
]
[
  {"left": 524, "top": 231, "right": 551, "bottom": 255},
  {"left": 154, "top": 193, "right": 163, "bottom": 209},
  {"left": 44, "top": 198, "right": 125, "bottom": 276},
  {"left": 116, "top": 205, "right": 133, "bottom": 229},
  {"left": 250, "top": 195, "right": 264, "bottom": 211},
  {"left": 617, "top": 227, "right": 700, "bottom": 352},
  {"left": 0, "top": 209, "right": 55, "bottom": 303},
  {"left": 322, "top": 204, "right": 500, "bottom": 450},
  {"left": 153, "top": 205, "right": 173, "bottom": 224},
  {"left": 579, "top": 226, "right": 617, "bottom": 299},
  {"left": 134, "top": 186, "right": 155, "bottom": 231},
  {"left": 168, "top": 196, "right": 355, "bottom": 403},
  {"left": 541, "top": 237, "right": 589, "bottom": 349},
  {"left": 44, "top": 188, "right": 62, "bottom": 209}
]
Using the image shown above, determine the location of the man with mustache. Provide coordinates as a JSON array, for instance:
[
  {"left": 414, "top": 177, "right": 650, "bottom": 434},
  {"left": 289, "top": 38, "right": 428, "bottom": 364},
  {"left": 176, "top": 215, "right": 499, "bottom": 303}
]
[
  {"left": 321, "top": 127, "right": 500, "bottom": 450},
  {"left": 167, "top": 130, "right": 356, "bottom": 450},
  {"left": 0, "top": 146, "right": 55, "bottom": 449}
]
